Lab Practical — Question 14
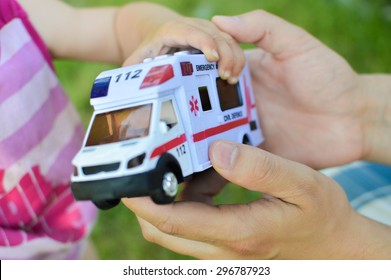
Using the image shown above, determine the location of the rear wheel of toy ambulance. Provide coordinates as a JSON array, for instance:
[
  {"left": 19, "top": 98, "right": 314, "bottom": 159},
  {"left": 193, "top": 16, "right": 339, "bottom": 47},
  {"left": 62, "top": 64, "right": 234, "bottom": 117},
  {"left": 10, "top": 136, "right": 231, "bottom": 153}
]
[
  {"left": 151, "top": 170, "right": 178, "bottom": 204},
  {"left": 93, "top": 198, "right": 120, "bottom": 210},
  {"left": 242, "top": 134, "right": 251, "bottom": 145}
]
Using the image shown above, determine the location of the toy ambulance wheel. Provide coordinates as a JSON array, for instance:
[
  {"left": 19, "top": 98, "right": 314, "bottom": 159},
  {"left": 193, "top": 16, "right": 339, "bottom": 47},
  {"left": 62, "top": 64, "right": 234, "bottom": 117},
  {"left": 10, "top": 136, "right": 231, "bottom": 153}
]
[
  {"left": 93, "top": 198, "right": 120, "bottom": 210},
  {"left": 242, "top": 134, "right": 250, "bottom": 145},
  {"left": 151, "top": 171, "right": 178, "bottom": 204}
]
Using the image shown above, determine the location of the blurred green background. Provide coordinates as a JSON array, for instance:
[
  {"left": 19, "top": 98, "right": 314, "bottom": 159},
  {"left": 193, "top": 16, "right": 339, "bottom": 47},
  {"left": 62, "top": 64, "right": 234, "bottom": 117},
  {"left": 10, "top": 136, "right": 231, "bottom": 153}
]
[{"left": 58, "top": 0, "right": 391, "bottom": 259}]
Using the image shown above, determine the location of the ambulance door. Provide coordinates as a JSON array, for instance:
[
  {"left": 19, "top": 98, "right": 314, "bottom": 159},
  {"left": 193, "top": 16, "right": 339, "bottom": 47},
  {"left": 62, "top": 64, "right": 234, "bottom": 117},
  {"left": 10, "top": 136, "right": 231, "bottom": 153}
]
[
  {"left": 157, "top": 97, "right": 191, "bottom": 176},
  {"left": 190, "top": 74, "right": 215, "bottom": 170}
]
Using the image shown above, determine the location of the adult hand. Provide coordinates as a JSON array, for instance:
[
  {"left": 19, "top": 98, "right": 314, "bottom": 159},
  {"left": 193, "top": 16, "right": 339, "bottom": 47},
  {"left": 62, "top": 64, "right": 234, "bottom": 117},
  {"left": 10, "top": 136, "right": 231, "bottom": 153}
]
[
  {"left": 123, "top": 140, "right": 391, "bottom": 259},
  {"left": 181, "top": 9, "right": 366, "bottom": 206},
  {"left": 123, "top": 9, "right": 391, "bottom": 260},
  {"left": 212, "top": 10, "right": 367, "bottom": 169}
]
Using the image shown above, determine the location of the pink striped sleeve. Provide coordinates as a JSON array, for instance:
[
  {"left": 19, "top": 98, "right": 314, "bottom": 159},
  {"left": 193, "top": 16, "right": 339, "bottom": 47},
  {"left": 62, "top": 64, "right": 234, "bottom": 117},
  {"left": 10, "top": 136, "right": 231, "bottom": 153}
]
[
  {"left": 0, "top": 0, "right": 98, "bottom": 259},
  {"left": 0, "top": 0, "right": 53, "bottom": 69}
]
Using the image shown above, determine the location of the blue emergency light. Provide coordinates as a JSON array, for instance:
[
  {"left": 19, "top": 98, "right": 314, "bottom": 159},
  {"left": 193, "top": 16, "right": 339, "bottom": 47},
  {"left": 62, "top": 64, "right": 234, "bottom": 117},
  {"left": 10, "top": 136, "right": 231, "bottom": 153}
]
[{"left": 90, "top": 76, "right": 111, "bottom": 98}]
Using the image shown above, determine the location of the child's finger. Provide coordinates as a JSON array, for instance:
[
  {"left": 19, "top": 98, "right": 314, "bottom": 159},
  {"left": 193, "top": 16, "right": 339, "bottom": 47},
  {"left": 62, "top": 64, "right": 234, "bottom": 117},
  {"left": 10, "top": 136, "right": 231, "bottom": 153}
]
[{"left": 122, "top": 18, "right": 245, "bottom": 81}]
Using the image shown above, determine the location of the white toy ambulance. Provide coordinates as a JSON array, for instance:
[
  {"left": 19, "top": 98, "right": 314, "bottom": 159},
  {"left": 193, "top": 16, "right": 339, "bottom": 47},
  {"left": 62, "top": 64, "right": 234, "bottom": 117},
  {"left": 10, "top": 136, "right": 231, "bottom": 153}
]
[{"left": 71, "top": 50, "right": 263, "bottom": 209}]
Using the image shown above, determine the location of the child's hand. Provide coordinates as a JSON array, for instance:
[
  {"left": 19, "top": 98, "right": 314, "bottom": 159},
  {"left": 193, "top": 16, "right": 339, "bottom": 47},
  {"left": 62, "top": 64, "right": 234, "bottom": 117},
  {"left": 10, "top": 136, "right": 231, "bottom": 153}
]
[
  {"left": 121, "top": 16, "right": 245, "bottom": 84},
  {"left": 20, "top": 1, "right": 244, "bottom": 83}
]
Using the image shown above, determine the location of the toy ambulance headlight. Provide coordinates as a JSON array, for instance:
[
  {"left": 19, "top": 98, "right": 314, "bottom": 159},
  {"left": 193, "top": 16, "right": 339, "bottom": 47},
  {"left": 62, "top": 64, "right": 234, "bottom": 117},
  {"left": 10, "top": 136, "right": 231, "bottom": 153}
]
[{"left": 127, "top": 153, "right": 146, "bottom": 169}]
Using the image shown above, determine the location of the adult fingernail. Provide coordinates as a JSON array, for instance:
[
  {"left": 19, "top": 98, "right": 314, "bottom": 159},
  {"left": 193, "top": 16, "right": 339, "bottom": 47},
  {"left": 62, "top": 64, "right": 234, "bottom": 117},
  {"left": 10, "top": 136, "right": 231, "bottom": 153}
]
[{"left": 210, "top": 141, "right": 237, "bottom": 170}]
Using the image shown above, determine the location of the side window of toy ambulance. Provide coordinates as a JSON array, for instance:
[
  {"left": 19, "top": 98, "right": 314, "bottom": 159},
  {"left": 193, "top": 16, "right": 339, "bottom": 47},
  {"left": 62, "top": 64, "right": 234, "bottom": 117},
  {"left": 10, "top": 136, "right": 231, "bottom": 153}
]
[
  {"left": 198, "top": 86, "right": 212, "bottom": 111},
  {"left": 216, "top": 78, "right": 243, "bottom": 111},
  {"left": 159, "top": 100, "right": 178, "bottom": 134}
]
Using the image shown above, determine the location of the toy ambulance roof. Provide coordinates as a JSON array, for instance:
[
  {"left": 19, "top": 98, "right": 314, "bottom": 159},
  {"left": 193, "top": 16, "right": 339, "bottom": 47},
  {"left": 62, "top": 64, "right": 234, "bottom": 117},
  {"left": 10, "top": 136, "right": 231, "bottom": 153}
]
[{"left": 89, "top": 50, "right": 207, "bottom": 110}]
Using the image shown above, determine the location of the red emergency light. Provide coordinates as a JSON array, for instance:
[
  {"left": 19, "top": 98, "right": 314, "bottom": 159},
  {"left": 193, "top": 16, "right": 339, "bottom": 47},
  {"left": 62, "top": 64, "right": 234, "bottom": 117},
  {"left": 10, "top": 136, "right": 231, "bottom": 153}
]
[
  {"left": 180, "top": 61, "right": 193, "bottom": 76},
  {"left": 140, "top": 64, "right": 174, "bottom": 89}
]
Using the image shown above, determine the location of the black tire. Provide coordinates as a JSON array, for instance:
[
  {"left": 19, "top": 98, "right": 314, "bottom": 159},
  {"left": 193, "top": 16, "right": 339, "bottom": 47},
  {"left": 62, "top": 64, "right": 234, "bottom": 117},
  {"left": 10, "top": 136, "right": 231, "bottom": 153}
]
[
  {"left": 93, "top": 199, "right": 120, "bottom": 210},
  {"left": 151, "top": 170, "right": 178, "bottom": 204},
  {"left": 242, "top": 134, "right": 251, "bottom": 145}
]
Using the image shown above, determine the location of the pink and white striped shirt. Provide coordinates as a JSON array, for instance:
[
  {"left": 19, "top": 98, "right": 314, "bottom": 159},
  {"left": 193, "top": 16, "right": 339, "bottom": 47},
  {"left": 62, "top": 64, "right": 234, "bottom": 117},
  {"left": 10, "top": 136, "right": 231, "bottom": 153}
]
[{"left": 0, "top": 0, "right": 97, "bottom": 259}]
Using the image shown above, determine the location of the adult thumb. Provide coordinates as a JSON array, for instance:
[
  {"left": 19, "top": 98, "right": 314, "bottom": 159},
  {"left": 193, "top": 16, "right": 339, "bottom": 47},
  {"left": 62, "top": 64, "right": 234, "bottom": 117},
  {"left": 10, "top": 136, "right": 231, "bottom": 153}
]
[
  {"left": 209, "top": 140, "right": 319, "bottom": 204},
  {"left": 212, "top": 10, "right": 310, "bottom": 56}
]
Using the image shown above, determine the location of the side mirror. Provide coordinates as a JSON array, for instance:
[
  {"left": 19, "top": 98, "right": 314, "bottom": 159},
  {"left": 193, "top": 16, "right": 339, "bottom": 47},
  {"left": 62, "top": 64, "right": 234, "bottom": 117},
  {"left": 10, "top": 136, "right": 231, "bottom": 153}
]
[{"left": 159, "top": 121, "right": 168, "bottom": 134}]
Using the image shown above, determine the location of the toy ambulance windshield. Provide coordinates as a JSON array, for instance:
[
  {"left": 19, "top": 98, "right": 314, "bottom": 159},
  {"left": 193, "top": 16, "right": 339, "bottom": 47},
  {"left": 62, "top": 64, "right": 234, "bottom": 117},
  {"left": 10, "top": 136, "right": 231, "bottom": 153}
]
[
  {"left": 86, "top": 104, "right": 152, "bottom": 146},
  {"left": 71, "top": 50, "right": 263, "bottom": 210}
]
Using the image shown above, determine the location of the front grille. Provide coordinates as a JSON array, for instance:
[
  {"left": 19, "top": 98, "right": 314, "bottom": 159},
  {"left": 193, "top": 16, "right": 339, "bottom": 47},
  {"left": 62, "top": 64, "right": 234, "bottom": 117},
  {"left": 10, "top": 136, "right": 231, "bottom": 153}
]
[{"left": 82, "top": 162, "right": 120, "bottom": 175}]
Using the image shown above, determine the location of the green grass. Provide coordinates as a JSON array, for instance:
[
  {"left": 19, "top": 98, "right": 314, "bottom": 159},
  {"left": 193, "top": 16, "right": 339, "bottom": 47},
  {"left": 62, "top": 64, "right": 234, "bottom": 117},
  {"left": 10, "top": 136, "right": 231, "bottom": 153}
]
[{"left": 56, "top": 0, "right": 391, "bottom": 259}]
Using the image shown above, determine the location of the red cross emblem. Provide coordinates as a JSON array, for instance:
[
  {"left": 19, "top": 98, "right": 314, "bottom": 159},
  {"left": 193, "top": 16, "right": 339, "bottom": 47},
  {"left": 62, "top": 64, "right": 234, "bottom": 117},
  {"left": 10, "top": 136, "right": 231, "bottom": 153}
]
[{"left": 189, "top": 95, "right": 199, "bottom": 116}]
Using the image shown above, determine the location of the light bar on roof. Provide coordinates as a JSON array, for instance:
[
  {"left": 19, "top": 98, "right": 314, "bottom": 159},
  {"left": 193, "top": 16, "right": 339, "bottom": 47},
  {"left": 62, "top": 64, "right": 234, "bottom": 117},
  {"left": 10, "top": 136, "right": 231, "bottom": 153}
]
[{"left": 140, "top": 64, "right": 174, "bottom": 89}]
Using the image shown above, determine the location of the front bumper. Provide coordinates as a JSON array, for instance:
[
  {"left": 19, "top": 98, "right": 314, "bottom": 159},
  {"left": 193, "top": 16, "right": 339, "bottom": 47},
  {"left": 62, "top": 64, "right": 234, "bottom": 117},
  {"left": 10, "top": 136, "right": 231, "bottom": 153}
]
[{"left": 71, "top": 168, "right": 162, "bottom": 202}]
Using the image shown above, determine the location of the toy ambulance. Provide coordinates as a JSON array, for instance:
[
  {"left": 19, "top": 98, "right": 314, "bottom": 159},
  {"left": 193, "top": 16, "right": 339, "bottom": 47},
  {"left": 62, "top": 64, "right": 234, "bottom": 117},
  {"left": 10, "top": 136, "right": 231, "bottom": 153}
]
[{"left": 71, "top": 50, "right": 263, "bottom": 210}]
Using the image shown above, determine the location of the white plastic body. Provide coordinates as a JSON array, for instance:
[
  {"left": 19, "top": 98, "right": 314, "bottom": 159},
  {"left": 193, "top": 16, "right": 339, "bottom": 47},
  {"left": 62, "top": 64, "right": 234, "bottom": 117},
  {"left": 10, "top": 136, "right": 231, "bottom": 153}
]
[{"left": 71, "top": 51, "right": 263, "bottom": 186}]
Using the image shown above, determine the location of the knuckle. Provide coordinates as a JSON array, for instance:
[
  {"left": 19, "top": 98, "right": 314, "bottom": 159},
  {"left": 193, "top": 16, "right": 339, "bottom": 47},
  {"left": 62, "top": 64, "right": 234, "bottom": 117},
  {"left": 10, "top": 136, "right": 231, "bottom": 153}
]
[
  {"left": 161, "top": 19, "right": 194, "bottom": 37},
  {"left": 227, "top": 237, "right": 277, "bottom": 259},
  {"left": 224, "top": 34, "right": 238, "bottom": 46},
  {"left": 296, "top": 166, "right": 325, "bottom": 196},
  {"left": 228, "top": 239, "right": 256, "bottom": 257},
  {"left": 304, "top": 171, "right": 340, "bottom": 206},
  {"left": 155, "top": 216, "right": 180, "bottom": 236},
  {"left": 249, "top": 151, "right": 275, "bottom": 185}
]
